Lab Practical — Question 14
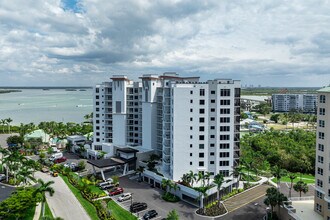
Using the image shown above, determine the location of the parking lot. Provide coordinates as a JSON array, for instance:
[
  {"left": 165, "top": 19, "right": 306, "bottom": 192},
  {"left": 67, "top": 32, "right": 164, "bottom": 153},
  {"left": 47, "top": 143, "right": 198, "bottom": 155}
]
[{"left": 112, "top": 175, "right": 201, "bottom": 220}]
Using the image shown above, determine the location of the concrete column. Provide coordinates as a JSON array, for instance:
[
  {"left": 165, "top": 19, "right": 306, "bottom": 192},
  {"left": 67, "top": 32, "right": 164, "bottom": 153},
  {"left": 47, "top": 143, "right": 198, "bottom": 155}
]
[{"left": 101, "top": 169, "right": 106, "bottom": 181}]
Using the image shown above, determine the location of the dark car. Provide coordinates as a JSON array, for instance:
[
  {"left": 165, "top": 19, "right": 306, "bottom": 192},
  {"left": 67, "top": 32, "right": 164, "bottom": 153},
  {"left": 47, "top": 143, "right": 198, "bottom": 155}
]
[
  {"left": 130, "top": 202, "right": 147, "bottom": 213},
  {"left": 54, "top": 157, "right": 67, "bottom": 163},
  {"left": 109, "top": 187, "right": 123, "bottom": 196},
  {"left": 143, "top": 210, "right": 158, "bottom": 220}
]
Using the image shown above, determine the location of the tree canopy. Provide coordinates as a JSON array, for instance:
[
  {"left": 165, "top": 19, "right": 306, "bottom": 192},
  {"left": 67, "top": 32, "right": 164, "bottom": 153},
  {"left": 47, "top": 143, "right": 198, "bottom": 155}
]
[{"left": 241, "top": 129, "right": 315, "bottom": 174}]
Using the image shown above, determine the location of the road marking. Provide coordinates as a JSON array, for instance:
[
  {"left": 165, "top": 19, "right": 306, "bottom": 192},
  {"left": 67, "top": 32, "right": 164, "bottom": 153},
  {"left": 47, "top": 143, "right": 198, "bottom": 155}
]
[{"left": 227, "top": 193, "right": 266, "bottom": 213}]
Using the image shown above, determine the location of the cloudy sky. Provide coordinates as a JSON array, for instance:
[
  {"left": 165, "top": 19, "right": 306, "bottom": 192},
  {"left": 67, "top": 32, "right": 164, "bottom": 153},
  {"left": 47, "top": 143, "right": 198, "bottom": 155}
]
[{"left": 0, "top": 0, "right": 330, "bottom": 87}]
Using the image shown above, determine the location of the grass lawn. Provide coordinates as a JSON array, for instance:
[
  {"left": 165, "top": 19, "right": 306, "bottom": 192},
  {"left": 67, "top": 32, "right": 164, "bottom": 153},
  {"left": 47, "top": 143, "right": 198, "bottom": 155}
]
[
  {"left": 39, "top": 201, "right": 53, "bottom": 219},
  {"left": 107, "top": 200, "right": 137, "bottom": 220},
  {"left": 23, "top": 205, "right": 36, "bottom": 220},
  {"left": 241, "top": 175, "right": 261, "bottom": 182},
  {"left": 61, "top": 174, "right": 100, "bottom": 220},
  {"left": 271, "top": 173, "right": 315, "bottom": 184}
]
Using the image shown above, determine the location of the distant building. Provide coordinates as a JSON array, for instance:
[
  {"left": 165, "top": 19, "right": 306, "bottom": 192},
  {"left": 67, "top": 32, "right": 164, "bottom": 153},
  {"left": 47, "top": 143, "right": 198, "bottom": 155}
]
[
  {"left": 314, "top": 87, "right": 330, "bottom": 218},
  {"left": 91, "top": 72, "right": 241, "bottom": 182},
  {"left": 272, "top": 94, "right": 317, "bottom": 113}
]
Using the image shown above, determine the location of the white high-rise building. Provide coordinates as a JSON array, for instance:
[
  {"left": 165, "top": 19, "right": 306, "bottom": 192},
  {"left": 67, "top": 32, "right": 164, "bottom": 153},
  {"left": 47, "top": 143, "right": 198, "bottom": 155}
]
[
  {"left": 92, "top": 73, "right": 241, "bottom": 181},
  {"left": 314, "top": 87, "right": 330, "bottom": 218},
  {"left": 272, "top": 94, "right": 317, "bottom": 113}
]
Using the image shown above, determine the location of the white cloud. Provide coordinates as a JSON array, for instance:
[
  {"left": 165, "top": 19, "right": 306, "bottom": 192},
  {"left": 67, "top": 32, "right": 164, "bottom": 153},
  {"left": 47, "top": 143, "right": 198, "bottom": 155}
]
[{"left": 0, "top": 0, "right": 329, "bottom": 86}]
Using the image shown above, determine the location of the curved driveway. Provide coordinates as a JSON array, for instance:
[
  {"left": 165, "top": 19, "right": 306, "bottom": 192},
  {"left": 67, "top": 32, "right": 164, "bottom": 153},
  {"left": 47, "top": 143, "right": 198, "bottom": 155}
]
[{"left": 35, "top": 171, "right": 90, "bottom": 220}]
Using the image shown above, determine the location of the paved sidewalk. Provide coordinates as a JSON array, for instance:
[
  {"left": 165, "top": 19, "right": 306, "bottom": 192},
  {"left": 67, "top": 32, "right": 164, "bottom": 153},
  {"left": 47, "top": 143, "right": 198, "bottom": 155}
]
[
  {"left": 35, "top": 171, "right": 90, "bottom": 220},
  {"left": 33, "top": 203, "right": 42, "bottom": 220}
]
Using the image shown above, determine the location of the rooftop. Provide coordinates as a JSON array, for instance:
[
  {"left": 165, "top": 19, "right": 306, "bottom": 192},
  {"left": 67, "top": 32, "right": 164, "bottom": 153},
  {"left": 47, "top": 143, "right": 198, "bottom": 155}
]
[
  {"left": 291, "top": 200, "right": 322, "bottom": 220},
  {"left": 318, "top": 86, "right": 330, "bottom": 93}
]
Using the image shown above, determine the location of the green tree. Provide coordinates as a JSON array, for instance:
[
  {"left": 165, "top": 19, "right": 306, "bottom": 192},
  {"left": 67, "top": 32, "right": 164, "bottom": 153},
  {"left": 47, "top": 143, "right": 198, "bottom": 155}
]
[
  {"left": 264, "top": 187, "right": 287, "bottom": 219},
  {"left": 270, "top": 114, "right": 281, "bottom": 123},
  {"left": 288, "top": 172, "right": 296, "bottom": 198},
  {"left": 136, "top": 166, "right": 145, "bottom": 182},
  {"left": 213, "top": 173, "right": 224, "bottom": 205},
  {"left": 271, "top": 165, "right": 287, "bottom": 189},
  {"left": 167, "top": 209, "right": 180, "bottom": 220},
  {"left": 293, "top": 180, "right": 309, "bottom": 198},
  {"left": 78, "top": 161, "right": 86, "bottom": 171},
  {"left": 33, "top": 179, "right": 55, "bottom": 217},
  {"left": 6, "top": 118, "right": 13, "bottom": 133}
]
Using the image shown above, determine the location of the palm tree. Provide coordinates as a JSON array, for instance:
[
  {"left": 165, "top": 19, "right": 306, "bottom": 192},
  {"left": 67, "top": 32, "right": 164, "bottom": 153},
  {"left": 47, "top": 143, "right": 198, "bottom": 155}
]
[
  {"left": 33, "top": 179, "right": 55, "bottom": 217},
  {"left": 17, "top": 166, "right": 36, "bottom": 186},
  {"left": 242, "top": 159, "right": 254, "bottom": 186},
  {"left": 166, "top": 210, "right": 179, "bottom": 220},
  {"left": 172, "top": 182, "right": 180, "bottom": 195},
  {"left": 187, "top": 170, "right": 196, "bottom": 187},
  {"left": 161, "top": 179, "right": 172, "bottom": 194},
  {"left": 204, "top": 172, "right": 211, "bottom": 186},
  {"left": 6, "top": 118, "right": 13, "bottom": 133},
  {"left": 136, "top": 166, "right": 145, "bottom": 182},
  {"left": 230, "top": 165, "right": 245, "bottom": 189},
  {"left": 293, "top": 180, "right": 309, "bottom": 198},
  {"left": 271, "top": 165, "right": 287, "bottom": 189},
  {"left": 288, "top": 172, "right": 296, "bottom": 198},
  {"left": 264, "top": 187, "right": 287, "bottom": 219},
  {"left": 1, "top": 119, "right": 6, "bottom": 133},
  {"left": 195, "top": 184, "right": 213, "bottom": 213},
  {"left": 180, "top": 173, "right": 190, "bottom": 186},
  {"left": 197, "top": 171, "right": 205, "bottom": 187},
  {"left": 213, "top": 173, "right": 224, "bottom": 205}
]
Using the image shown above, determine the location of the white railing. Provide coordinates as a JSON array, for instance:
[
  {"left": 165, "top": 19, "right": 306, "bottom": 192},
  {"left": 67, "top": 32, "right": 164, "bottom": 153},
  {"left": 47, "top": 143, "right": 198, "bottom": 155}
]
[
  {"left": 290, "top": 196, "right": 314, "bottom": 201},
  {"left": 287, "top": 209, "right": 302, "bottom": 220}
]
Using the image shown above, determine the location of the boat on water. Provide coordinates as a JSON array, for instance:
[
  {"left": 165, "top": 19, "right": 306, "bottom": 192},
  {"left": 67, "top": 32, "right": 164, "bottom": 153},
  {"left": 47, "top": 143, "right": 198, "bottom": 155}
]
[
  {"left": 65, "top": 89, "right": 77, "bottom": 91},
  {"left": 79, "top": 89, "right": 87, "bottom": 91}
]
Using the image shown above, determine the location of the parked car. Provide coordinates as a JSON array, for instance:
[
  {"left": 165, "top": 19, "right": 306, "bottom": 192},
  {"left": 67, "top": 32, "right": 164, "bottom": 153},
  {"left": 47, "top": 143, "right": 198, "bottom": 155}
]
[
  {"left": 100, "top": 183, "right": 118, "bottom": 190},
  {"left": 130, "top": 202, "right": 147, "bottom": 213},
  {"left": 49, "top": 152, "right": 63, "bottom": 161},
  {"left": 0, "top": 174, "right": 6, "bottom": 182},
  {"left": 106, "top": 177, "right": 113, "bottom": 183},
  {"left": 117, "top": 193, "right": 132, "bottom": 202},
  {"left": 109, "top": 187, "right": 124, "bottom": 196},
  {"left": 98, "top": 181, "right": 112, "bottom": 187},
  {"left": 143, "top": 210, "right": 158, "bottom": 220},
  {"left": 54, "top": 157, "right": 67, "bottom": 163}
]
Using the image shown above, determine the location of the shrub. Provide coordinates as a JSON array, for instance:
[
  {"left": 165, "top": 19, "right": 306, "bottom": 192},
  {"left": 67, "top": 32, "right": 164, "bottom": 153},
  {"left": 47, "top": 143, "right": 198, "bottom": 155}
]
[
  {"left": 221, "top": 188, "right": 244, "bottom": 200},
  {"left": 197, "top": 202, "right": 227, "bottom": 216},
  {"left": 162, "top": 193, "right": 180, "bottom": 202}
]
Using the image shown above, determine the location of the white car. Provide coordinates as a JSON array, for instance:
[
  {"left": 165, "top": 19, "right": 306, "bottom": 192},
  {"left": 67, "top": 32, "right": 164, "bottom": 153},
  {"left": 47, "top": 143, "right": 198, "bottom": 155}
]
[
  {"left": 0, "top": 174, "right": 6, "bottom": 182},
  {"left": 106, "top": 177, "right": 113, "bottom": 183},
  {"left": 117, "top": 193, "right": 132, "bottom": 202}
]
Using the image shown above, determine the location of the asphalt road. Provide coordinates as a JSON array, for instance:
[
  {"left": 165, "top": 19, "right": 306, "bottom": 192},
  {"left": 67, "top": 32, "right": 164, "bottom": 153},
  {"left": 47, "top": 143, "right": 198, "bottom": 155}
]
[
  {"left": 35, "top": 171, "right": 90, "bottom": 220},
  {"left": 0, "top": 183, "right": 15, "bottom": 202}
]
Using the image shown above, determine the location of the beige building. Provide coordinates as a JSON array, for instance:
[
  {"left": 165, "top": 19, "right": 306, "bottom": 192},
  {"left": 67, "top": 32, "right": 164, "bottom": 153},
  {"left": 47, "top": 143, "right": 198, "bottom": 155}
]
[{"left": 315, "top": 87, "right": 330, "bottom": 219}]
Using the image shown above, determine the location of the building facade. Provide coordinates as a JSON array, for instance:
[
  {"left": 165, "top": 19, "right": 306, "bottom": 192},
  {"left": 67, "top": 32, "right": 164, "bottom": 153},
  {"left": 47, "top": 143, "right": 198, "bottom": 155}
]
[
  {"left": 314, "top": 87, "right": 330, "bottom": 219},
  {"left": 92, "top": 73, "right": 240, "bottom": 181},
  {"left": 272, "top": 94, "right": 317, "bottom": 113}
]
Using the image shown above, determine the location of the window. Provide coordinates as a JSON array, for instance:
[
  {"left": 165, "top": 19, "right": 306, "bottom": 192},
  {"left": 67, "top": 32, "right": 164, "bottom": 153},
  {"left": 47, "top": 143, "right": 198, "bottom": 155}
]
[
  {"left": 328, "top": 202, "right": 330, "bottom": 210},
  {"left": 190, "top": 100, "right": 193, "bottom": 104},
  {"left": 220, "top": 89, "right": 230, "bottom": 96},
  {"left": 199, "top": 117, "right": 205, "bottom": 123},
  {"left": 220, "top": 108, "right": 230, "bottom": 114},
  {"left": 210, "top": 117, "right": 215, "bottom": 121},
  {"left": 220, "top": 100, "right": 231, "bottom": 105},
  {"left": 319, "top": 120, "right": 325, "bottom": 127},
  {"left": 190, "top": 135, "right": 193, "bottom": 139},
  {"left": 190, "top": 153, "right": 192, "bottom": 156},
  {"left": 210, "top": 161, "right": 214, "bottom": 164},
  {"left": 219, "top": 170, "right": 229, "bottom": 177},
  {"left": 96, "top": 88, "right": 99, "bottom": 93},
  {"left": 211, "top": 90, "right": 215, "bottom": 94},
  {"left": 199, "top": 100, "right": 205, "bottom": 105},
  {"left": 316, "top": 203, "right": 322, "bottom": 212},
  {"left": 94, "top": 145, "right": 102, "bottom": 151},
  {"left": 317, "top": 179, "right": 323, "bottom": 187},
  {"left": 210, "top": 126, "right": 215, "bottom": 130},
  {"left": 190, "top": 126, "right": 193, "bottom": 130},
  {"left": 199, "top": 135, "right": 204, "bottom": 140},
  {"left": 220, "top": 126, "right": 230, "bottom": 132},
  {"left": 190, "top": 162, "right": 192, "bottom": 165},
  {"left": 220, "top": 135, "right": 230, "bottom": 140},
  {"left": 319, "top": 144, "right": 324, "bottom": 152},
  {"left": 199, "top": 161, "right": 204, "bottom": 166},
  {"left": 319, "top": 132, "right": 325, "bottom": 139},
  {"left": 210, "top": 152, "right": 215, "bottom": 156},
  {"left": 320, "top": 108, "right": 325, "bottom": 115},
  {"left": 199, "top": 126, "right": 205, "bottom": 131},
  {"left": 190, "top": 108, "right": 193, "bottom": 112},
  {"left": 220, "top": 143, "right": 230, "bottom": 149},
  {"left": 200, "top": 89, "right": 205, "bottom": 96},
  {"left": 199, "top": 153, "right": 204, "bottom": 158},
  {"left": 211, "top": 108, "right": 215, "bottom": 112},
  {"left": 199, "top": 109, "right": 205, "bottom": 114},
  {"left": 220, "top": 117, "right": 230, "bottom": 123},
  {"left": 190, "top": 117, "right": 193, "bottom": 121},
  {"left": 318, "top": 156, "right": 324, "bottom": 164},
  {"left": 317, "top": 190, "right": 323, "bottom": 199},
  {"left": 210, "top": 135, "right": 215, "bottom": 139},
  {"left": 318, "top": 167, "right": 324, "bottom": 175},
  {"left": 190, "top": 90, "right": 193, "bottom": 95},
  {"left": 220, "top": 152, "right": 230, "bottom": 157},
  {"left": 211, "top": 99, "right": 215, "bottom": 103},
  {"left": 320, "top": 95, "right": 326, "bottom": 103},
  {"left": 219, "top": 161, "right": 229, "bottom": 166},
  {"left": 199, "top": 144, "right": 204, "bottom": 149},
  {"left": 190, "top": 144, "right": 193, "bottom": 148},
  {"left": 210, "top": 143, "right": 215, "bottom": 147}
]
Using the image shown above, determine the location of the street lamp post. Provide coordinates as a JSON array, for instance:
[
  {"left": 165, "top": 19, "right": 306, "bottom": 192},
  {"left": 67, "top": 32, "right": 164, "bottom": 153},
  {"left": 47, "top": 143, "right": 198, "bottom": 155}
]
[{"left": 130, "top": 193, "right": 133, "bottom": 215}]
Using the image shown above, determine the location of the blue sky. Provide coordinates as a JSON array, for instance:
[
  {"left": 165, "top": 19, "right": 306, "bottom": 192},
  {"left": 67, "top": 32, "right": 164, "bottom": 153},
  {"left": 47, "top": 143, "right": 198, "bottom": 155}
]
[{"left": 0, "top": 0, "right": 330, "bottom": 87}]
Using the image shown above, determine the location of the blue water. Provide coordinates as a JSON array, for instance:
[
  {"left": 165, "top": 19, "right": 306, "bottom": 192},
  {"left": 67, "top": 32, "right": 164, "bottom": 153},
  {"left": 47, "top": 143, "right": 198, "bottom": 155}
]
[{"left": 0, "top": 89, "right": 93, "bottom": 125}]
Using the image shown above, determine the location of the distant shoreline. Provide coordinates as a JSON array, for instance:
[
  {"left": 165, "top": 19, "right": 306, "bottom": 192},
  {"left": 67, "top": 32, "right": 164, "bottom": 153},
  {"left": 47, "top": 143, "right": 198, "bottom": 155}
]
[
  {"left": 0, "top": 86, "right": 92, "bottom": 89},
  {"left": 0, "top": 90, "right": 22, "bottom": 94}
]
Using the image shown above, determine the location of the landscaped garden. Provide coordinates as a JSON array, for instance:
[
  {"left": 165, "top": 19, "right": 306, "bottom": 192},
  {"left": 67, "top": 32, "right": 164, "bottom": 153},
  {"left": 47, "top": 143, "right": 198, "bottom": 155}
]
[{"left": 107, "top": 200, "right": 137, "bottom": 220}]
